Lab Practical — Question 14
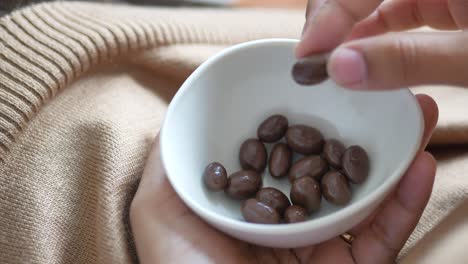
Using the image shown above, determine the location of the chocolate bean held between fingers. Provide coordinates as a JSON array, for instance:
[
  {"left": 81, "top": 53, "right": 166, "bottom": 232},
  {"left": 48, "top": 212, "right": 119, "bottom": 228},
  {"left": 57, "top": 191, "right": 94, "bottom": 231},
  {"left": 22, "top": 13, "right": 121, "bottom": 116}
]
[
  {"left": 342, "top": 145, "right": 370, "bottom": 184},
  {"left": 203, "top": 162, "right": 228, "bottom": 191},
  {"left": 290, "top": 177, "right": 321, "bottom": 214},
  {"left": 225, "top": 170, "right": 262, "bottom": 199},
  {"left": 256, "top": 187, "right": 290, "bottom": 215},
  {"left": 323, "top": 139, "right": 345, "bottom": 168},
  {"left": 286, "top": 125, "right": 324, "bottom": 155},
  {"left": 269, "top": 143, "right": 292, "bottom": 178},
  {"left": 321, "top": 171, "right": 352, "bottom": 205},
  {"left": 288, "top": 155, "right": 328, "bottom": 182},
  {"left": 257, "top": 115, "right": 289, "bottom": 143},
  {"left": 239, "top": 138, "right": 267, "bottom": 172},
  {"left": 292, "top": 54, "right": 329, "bottom": 86},
  {"left": 241, "top": 199, "right": 280, "bottom": 224},
  {"left": 284, "top": 205, "right": 308, "bottom": 223}
]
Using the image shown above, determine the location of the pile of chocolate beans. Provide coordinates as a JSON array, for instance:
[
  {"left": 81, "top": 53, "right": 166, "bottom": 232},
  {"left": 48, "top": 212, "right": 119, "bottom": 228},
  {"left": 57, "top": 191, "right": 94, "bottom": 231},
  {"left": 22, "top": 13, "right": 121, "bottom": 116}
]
[{"left": 203, "top": 114, "right": 369, "bottom": 224}]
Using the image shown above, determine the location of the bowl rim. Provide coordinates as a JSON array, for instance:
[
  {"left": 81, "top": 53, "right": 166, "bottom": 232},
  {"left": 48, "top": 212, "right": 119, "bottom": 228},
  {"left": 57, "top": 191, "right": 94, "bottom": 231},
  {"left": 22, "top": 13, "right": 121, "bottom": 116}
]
[{"left": 160, "top": 38, "right": 424, "bottom": 235}]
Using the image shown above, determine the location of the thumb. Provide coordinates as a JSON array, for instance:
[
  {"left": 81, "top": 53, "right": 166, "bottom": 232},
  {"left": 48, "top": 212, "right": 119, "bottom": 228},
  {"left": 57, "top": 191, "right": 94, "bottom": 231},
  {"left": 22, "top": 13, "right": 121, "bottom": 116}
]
[{"left": 327, "top": 31, "right": 468, "bottom": 90}]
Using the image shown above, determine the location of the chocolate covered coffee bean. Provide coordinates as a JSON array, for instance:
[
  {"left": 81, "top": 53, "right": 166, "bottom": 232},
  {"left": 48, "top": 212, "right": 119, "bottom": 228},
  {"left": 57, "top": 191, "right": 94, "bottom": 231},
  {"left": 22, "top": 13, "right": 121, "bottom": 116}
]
[
  {"left": 342, "top": 145, "right": 369, "bottom": 184},
  {"left": 257, "top": 115, "right": 289, "bottom": 143},
  {"left": 292, "top": 55, "right": 329, "bottom": 86},
  {"left": 321, "top": 171, "right": 351, "bottom": 205},
  {"left": 284, "top": 205, "right": 308, "bottom": 223},
  {"left": 225, "top": 170, "right": 262, "bottom": 199},
  {"left": 256, "top": 187, "right": 290, "bottom": 215},
  {"left": 286, "top": 125, "right": 324, "bottom": 155},
  {"left": 203, "top": 162, "right": 228, "bottom": 191},
  {"left": 241, "top": 199, "right": 280, "bottom": 224},
  {"left": 239, "top": 139, "right": 267, "bottom": 173},
  {"left": 201, "top": 112, "right": 372, "bottom": 225},
  {"left": 288, "top": 156, "right": 328, "bottom": 182},
  {"left": 290, "top": 177, "right": 321, "bottom": 214},
  {"left": 269, "top": 143, "right": 292, "bottom": 178},
  {"left": 323, "top": 139, "right": 345, "bottom": 168}
]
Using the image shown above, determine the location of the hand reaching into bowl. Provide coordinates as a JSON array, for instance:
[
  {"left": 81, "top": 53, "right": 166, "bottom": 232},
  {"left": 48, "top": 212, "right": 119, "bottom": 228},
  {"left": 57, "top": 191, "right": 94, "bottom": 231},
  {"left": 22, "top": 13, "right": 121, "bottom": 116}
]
[
  {"left": 130, "top": 94, "right": 437, "bottom": 263},
  {"left": 129, "top": 0, "right": 453, "bottom": 261},
  {"left": 297, "top": 0, "right": 468, "bottom": 90}
]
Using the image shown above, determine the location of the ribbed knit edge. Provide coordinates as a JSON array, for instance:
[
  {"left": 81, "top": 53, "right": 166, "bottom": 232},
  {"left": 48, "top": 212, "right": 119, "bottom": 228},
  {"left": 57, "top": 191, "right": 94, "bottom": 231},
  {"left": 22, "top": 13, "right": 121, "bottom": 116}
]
[
  {"left": 0, "top": 1, "right": 302, "bottom": 163},
  {"left": 0, "top": 2, "right": 174, "bottom": 162}
]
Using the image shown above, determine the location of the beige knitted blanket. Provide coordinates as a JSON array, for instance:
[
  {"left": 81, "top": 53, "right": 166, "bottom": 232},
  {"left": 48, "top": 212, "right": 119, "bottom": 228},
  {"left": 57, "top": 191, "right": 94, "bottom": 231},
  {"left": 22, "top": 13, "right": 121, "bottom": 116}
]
[{"left": 0, "top": 2, "right": 467, "bottom": 263}]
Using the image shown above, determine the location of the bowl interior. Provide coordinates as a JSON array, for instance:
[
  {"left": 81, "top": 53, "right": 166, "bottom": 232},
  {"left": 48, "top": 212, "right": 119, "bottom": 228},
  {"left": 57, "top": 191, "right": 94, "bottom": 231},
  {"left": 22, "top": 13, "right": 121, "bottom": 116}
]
[{"left": 161, "top": 39, "right": 423, "bottom": 225}]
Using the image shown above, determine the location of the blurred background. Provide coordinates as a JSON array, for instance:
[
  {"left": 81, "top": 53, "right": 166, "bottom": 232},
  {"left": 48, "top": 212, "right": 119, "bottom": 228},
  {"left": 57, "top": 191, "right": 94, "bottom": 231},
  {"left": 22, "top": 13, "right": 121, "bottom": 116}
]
[{"left": 0, "top": 0, "right": 307, "bottom": 16}]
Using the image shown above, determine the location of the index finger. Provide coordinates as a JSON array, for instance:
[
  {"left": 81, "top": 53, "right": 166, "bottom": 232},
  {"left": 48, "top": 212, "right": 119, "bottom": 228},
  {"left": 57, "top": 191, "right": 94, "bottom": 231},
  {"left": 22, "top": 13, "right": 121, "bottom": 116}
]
[{"left": 296, "top": 0, "right": 383, "bottom": 57}]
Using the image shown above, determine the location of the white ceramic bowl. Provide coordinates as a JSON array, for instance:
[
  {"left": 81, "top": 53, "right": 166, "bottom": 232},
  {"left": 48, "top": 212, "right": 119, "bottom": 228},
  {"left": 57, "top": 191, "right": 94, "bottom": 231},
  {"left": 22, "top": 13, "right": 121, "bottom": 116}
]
[{"left": 160, "top": 38, "right": 424, "bottom": 248}]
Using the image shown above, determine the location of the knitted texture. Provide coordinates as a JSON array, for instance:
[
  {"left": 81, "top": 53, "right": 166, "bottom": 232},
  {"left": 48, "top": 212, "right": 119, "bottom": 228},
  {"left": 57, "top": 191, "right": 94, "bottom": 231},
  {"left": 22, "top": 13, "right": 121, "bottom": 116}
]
[{"left": 0, "top": 2, "right": 302, "bottom": 263}]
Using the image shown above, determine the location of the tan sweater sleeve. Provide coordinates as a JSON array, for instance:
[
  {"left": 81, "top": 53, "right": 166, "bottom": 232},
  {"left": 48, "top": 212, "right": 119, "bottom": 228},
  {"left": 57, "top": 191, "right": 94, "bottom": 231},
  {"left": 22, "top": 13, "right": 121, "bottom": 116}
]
[
  {"left": 0, "top": 2, "right": 302, "bottom": 263},
  {"left": 0, "top": 2, "right": 303, "bottom": 158}
]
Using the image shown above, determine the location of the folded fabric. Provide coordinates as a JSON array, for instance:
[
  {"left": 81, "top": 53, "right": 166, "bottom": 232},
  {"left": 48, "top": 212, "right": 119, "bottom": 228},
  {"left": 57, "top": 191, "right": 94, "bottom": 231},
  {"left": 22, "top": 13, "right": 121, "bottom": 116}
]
[{"left": 0, "top": 2, "right": 467, "bottom": 263}]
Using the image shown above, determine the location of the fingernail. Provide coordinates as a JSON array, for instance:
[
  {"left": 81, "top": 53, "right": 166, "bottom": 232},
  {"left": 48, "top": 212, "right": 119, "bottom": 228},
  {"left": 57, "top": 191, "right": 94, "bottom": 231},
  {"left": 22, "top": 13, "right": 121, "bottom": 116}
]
[
  {"left": 328, "top": 48, "right": 367, "bottom": 88},
  {"left": 292, "top": 53, "right": 330, "bottom": 86},
  {"left": 302, "top": 2, "right": 311, "bottom": 36},
  {"left": 301, "top": 0, "right": 326, "bottom": 39},
  {"left": 305, "top": 0, "right": 311, "bottom": 18},
  {"left": 301, "top": 20, "right": 309, "bottom": 37}
]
